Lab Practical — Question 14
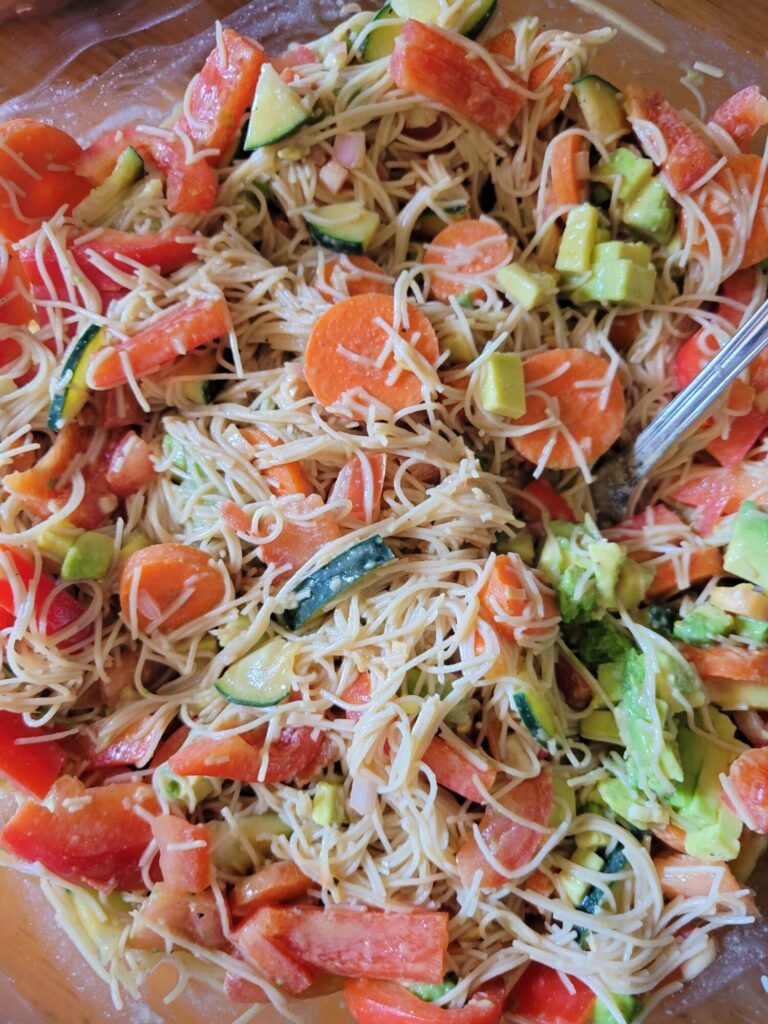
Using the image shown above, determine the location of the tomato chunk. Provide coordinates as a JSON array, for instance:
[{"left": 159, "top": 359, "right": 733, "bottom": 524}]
[
  {"left": 517, "top": 479, "right": 575, "bottom": 523},
  {"left": 106, "top": 430, "right": 155, "bottom": 498},
  {"left": 710, "top": 85, "right": 768, "bottom": 152},
  {"left": 232, "top": 860, "right": 312, "bottom": 913},
  {"left": 345, "top": 977, "right": 506, "bottom": 1024},
  {"left": 671, "top": 469, "right": 763, "bottom": 535},
  {"left": 169, "top": 726, "right": 323, "bottom": 784},
  {"left": 0, "top": 543, "right": 91, "bottom": 647},
  {"left": 232, "top": 912, "right": 315, "bottom": 994},
  {"left": 1, "top": 777, "right": 158, "bottom": 891},
  {"left": 625, "top": 86, "right": 716, "bottom": 192},
  {"left": 91, "top": 715, "right": 167, "bottom": 769},
  {"left": 131, "top": 884, "right": 226, "bottom": 949},
  {"left": 421, "top": 736, "right": 496, "bottom": 803},
  {"left": 152, "top": 814, "right": 212, "bottom": 893},
  {"left": 0, "top": 711, "right": 66, "bottom": 798},
  {"left": 0, "top": 249, "right": 34, "bottom": 326},
  {"left": 507, "top": 962, "right": 595, "bottom": 1024}
]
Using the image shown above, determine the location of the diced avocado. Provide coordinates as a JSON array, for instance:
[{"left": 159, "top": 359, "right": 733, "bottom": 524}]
[
  {"left": 571, "top": 260, "right": 656, "bottom": 307},
  {"left": 304, "top": 201, "right": 381, "bottom": 254},
  {"left": 439, "top": 331, "right": 476, "bottom": 364},
  {"left": 215, "top": 637, "right": 296, "bottom": 707},
  {"left": 593, "top": 241, "right": 652, "bottom": 267},
  {"left": 593, "top": 995, "right": 642, "bottom": 1024},
  {"left": 622, "top": 177, "right": 675, "bottom": 244},
  {"left": 494, "top": 530, "right": 535, "bottom": 563},
  {"left": 407, "top": 975, "right": 459, "bottom": 1003},
  {"left": 653, "top": 646, "right": 705, "bottom": 711},
  {"left": 550, "top": 773, "right": 577, "bottom": 826},
  {"left": 597, "top": 777, "right": 666, "bottom": 827},
  {"left": 38, "top": 522, "right": 82, "bottom": 561},
  {"left": 733, "top": 615, "right": 768, "bottom": 644},
  {"left": 119, "top": 529, "right": 151, "bottom": 564},
  {"left": 48, "top": 324, "right": 106, "bottom": 432},
  {"left": 597, "top": 661, "right": 624, "bottom": 703},
  {"left": 580, "top": 709, "right": 622, "bottom": 744},
  {"left": 496, "top": 264, "right": 559, "bottom": 310},
  {"left": 312, "top": 780, "right": 346, "bottom": 825},
  {"left": 723, "top": 500, "right": 768, "bottom": 590},
  {"left": 154, "top": 763, "right": 215, "bottom": 812},
  {"left": 477, "top": 352, "right": 525, "bottom": 418},
  {"left": 245, "top": 63, "right": 310, "bottom": 150},
  {"left": 555, "top": 203, "right": 599, "bottom": 274},
  {"left": 673, "top": 604, "right": 733, "bottom": 644},
  {"left": 69, "top": 887, "right": 125, "bottom": 964},
  {"left": 593, "top": 147, "right": 653, "bottom": 204},
  {"left": 704, "top": 678, "right": 768, "bottom": 710},
  {"left": 60, "top": 531, "right": 114, "bottom": 581},
  {"left": 589, "top": 539, "right": 626, "bottom": 607},
  {"left": 616, "top": 558, "right": 654, "bottom": 609},
  {"left": 641, "top": 604, "right": 676, "bottom": 640},
  {"left": 568, "top": 616, "right": 634, "bottom": 672},
  {"left": 572, "top": 75, "right": 628, "bottom": 142},
  {"left": 73, "top": 146, "right": 145, "bottom": 226},
  {"left": 617, "top": 649, "right": 682, "bottom": 796}
]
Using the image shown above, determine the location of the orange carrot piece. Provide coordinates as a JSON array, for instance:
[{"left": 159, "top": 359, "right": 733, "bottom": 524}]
[
  {"left": 241, "top": 427, "right": 313, "bottom": 498},
  {"left": 328, "top": 453, "right": 386, "bottom": 524},
  {"left": 647, "top": 548, "right": 724, "bottom": 597},
  {"left": 119, "top": 543, "right": 228, "bottom": 633},
  {"left": 684, "top": 154, "right": 768, "bottom": 269},
  {"left": 486, "top": 30, "right": 572, "bottom": 127},
  {"left": 550, "top": 135, "right": 587, "bottom": 207},
  {"left": 479, "top": 553, "right": 560, "bottom": 647},
  {"left": 314, "top": 255, "right": 392, "bottom": 301},
  {"left": 231, "top": 861, "right": 312, "bottom": 913},
  {"left": 425, "top": 219, "right": 510, "bottom": 303},
  {"left": 677, "top": 643, "right": 768, "bottom": 683},
  {"left": 304, "top": 294, "right": 439, "bottom": 420},
  {"left": 259, "top": 495, "right": 341, "bottom": 581},
  {"left": 510, "top": 349, "right": 626, "bottom": 470}
]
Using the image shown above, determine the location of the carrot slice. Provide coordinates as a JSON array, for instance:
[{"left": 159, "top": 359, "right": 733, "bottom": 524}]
[
  {"left": 550, "top": 135, "right": 587, "bottom": 207},
  {"left": 232, "top": 861, "right": 312, "bottom": 913},
  {"left": 89, "top": 296, "right": 230, "bottom": 389},
  {"left": 479, "top": 553, "right": 560, "bottom": 646},
  {"left": 0, "top": 119, "right": 91, "bottom": 241},
  {"left": 328, "top": 453, "right": 386, "bottom": 524},
  {"left": 304, "top": 293, "right": 439, "bottom": 420},
  {"left": 240, "top": 427, "right": 313, "bottom": 498},
  {"left": 677, "top": 643, "right": 768, "bottom": 683},
  {"left": 259, "top": 494, "right": 341, "bottom": 581},
  {"left": 510, "top": 349, "right": 625, "bottom": 470},
  {"left": 314, "top": 255, "right": 392, "bottom": 301},
  {"left": 684, "top": 154, "right": 768, "bottom": 269},
  {"left": 425, "top": 219, "right": 510, "bottom": 303},
  {"left": 646, "top": 548, "right": 723, "bottom": 598},
  {"left": 119, "top": 543, "right": 228, "bottom": 633}
]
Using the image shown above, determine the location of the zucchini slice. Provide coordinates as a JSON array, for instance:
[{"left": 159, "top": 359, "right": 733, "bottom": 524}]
[
  {"left": 512, "top": 684, "right": 560, "bottom": 744},
  {"left": 361, "top": 0, "right": 495, "bottom": 61},
  {"left": 361, "top": 3, "right": 402, "bottom": 61},
  {"left": 304, "top": 201, "right": 381, "bottom": 254},
  {"left": 215, "top": 637, "right": 297, "bottom": 707},
  {"left": 572, "top": 75, "right": 628, "bottom": 142},
  {"left": 176, "top": 347, "right": 226, "bottom": 405},
  {"left": 244, "top": 63, "right": 310, "bottom": 151},
  {"left": 73, "top": 147, "right": 145, "bottom": 226},
  {"left": 47, "top": 325, "right": 106, "bottom": 431},
  {"left": 283, "top": 535, "right": 395, "bottom": 630},
  {"left": 414, "top": 202, "right": 468, "bottom": 239}
]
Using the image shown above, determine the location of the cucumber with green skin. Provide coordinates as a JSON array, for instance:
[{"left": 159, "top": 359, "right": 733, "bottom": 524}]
[
  {"left": 361, "top": 0, "right": 497, "bottom": 61},
  {"left": 47, "top": 324, "right": 106, "bottom": 431},
  {"left": 73, "top": 146, "right": 144, "bottom": 226},
  {"left": 512, "top": 687, "right": 560, "bottom": 744},
  {"left": 283, "top": 535, "right": 395, "bottom": 630},
  {"left": 215, "top": 637, "right": 296, "bottom": 707},
  {"left": 304, "top": 202, "right": 381, "bottom": 254},
  {"left": 572, "top": 75, "right": 628, "bottom": 142},
  {"left": 244, "top": 63, "right": 310, "bottom": 150}
]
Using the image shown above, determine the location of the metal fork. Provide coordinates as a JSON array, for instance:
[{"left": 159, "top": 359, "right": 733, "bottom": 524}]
[{"left": 592, "top": 299, "right": 768, "bottom": 523}]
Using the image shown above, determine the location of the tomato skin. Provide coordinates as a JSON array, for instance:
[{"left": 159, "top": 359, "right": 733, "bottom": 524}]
[
  {"left": 421, "top": 736, "right": 496, "bottom": 803},
  {"left": 625, "top": 88, "right": 716, "bottom": 192},
  {"left": 341, "top": 671, "right": 372, "bottom": 722},
  {"left": 0, "top": 249, "right": 34, "bottom": 326},
  {"left": 231, "top": 860, "right": 312, "bottom": 913},
  {"left": 0, "top": 711, "right": 66, "bottom": 798},
  {"left": 0, "top": 544, "right": 91, "bottom": 647},
  {"left": 91, "top": 716, "right": 167, "bottom": 769},
  {"left": 671, "top": 469, "right": 761, "bottom": 535},
  {"left": 168, "top": 726, "right": 324, "bottom": 784},
  {"left": 152, "top": 814, "right": 212, "bottom": 893},
  {"left": 456, "top": 771, "right": 553, "bottom": 887},
  {"left": 249, "top": 905, "right": 449, "bottom": 983},
  {"left": 344, "top": 977, "right": 506, "bottom": 1024},
  {"left": 724, "top": 747, "right": 768, "bottom": 833},
  {"left": 131, "top": 883, "right": 227, "bottom": 950},
  {"left": 507, "top": 963, "right": 595, "bottom": 1024},
  {"left": 710, "top": 85, "right": 768, "bottom": 152},
  {"left": 517, "top": 480, "right": 575, "bottom": 523},
  {"left": 231, "top": 912, "right": 316, "bottom": 994},
  {"left": 1, "top": 777, "right": 158, "bottom": 891},
  {"left": 102, "top": 386, "right": 146, "bottom": 429},
  {"left": 106, "top": 430, "right": 155, "bottom": 498}
]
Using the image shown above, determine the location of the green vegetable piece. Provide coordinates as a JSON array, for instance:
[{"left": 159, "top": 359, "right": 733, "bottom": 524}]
[
  {"left": 360, "top": 3, "right": 402, "bottom": 60},
  {"left": 617, "top": 649, "right": 682, "bottom": 796},
  {"left": 245, "top": 63, "right": 310, "bottom": 150},
  {"left": 562, "top": 847, "right": 604, "bottom": 906},
  {"left": 593, "top": 994, "right": 643, "bottom": 1024},
  {"left": 593, "top": 147, "right": 653, "bottom": 204},
  {"left": 641, "top": 604, "right": 677, "bottom": 640},
  {"left": 119, "top": 529, "right": 151, "bottom": 564},
  {"left": 73, "top": 146, "right": 145, "bottom": 226},
  {"left": 723, "top": 500, "right": 768, "bottom": 590},
  {"left": 555, "top": 203, "right": 599, "bottom": 274},
  {"left": 597, "top": 777, "right": 666, "bottom": 827},
  {"left": 569, "top": 617, "right": 633, "bottom": 671},
  {"left": 616, "top": 558, "right": 653, "bottom": 609},
  {"left": 312, "top": 781, "right": 346, "bottom": 825},
  {"left": 596, "top": 661, "right": 623, "bottom": 703},
  {"left": 622, "top": 177, "right": 675, "bottom": 244},
  {"left": 38, "top": 522, "right": 82, "bottom": 561},
  {"left": 580, "top": 709, "right": 622, "bottom": 744},
  {"left": 48, "top": 324, "right": 106, "bottom": 432},
  {"left": 496, "top": 263, "right": 559, "bottom": 310},
  {"left": 571, "top": 259, "right": 656, "bottom": 307},
  {"left": 571, "top": 75, "right": 627, "bottom": 142},
  {"left": 407, "top": 974, "right": 459, "bottom": 1003},
  {"left": 494, "top": 530, "right": 535, "bottom": 562},
  {"left": 592, "top": 240, "right": 652, "bottom": 267},
  {"left": 415, "top": 202, "right": 468, "bottom": 239},
  {"left": 304, "top": 201, "right": 381, "bottom": 254},
  {"left": 733, "top": 615, "right": 768, "bottom": 644},
  {"left": 439, "top": 331, "right": 476, "bottom": 364},
  {"left": 477, "top": 352, "right": 525, "bottom": 418},
  {"left": 513, "top": 684, "right": 561, "bottom": 744},
  {"left": 215, "top": 637, "right": 295, "bottom": 707},
  {"left": 549, "top": 773, "right": 577, "bottom": 826},
  {"left": 589, "top": 182, "right": 613, "bottom": 207},
  {"left": 154, "top": 763, "right": 215, "bottom": 812},
  {"left": 209, "top": 814, "right": 292, "bottom": 874},
  {"left": 60, "top": 531, "right": 114, "bottom": 581},
  {"left": 673, "top": 604, "right": 733, "bottom": 644}
]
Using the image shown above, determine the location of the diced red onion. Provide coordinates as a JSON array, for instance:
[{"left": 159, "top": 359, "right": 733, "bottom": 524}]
[
  {"left": 349, "top": 769, "right": 379, "bottom": 815},
  {"left": 333, "top": 131, "right": 366, "bottom": 169},
  {"left": 319, "top": 159, "right": 349, "bottom": 195}
]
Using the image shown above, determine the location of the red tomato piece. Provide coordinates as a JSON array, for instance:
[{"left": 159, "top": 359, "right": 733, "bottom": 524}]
[
  {"left": 723, "top": 747, "right": 768, "bottom": 834},
  {"left": 671, "top": 469, "right": 762, "bottom": 535},
  {"left": 1, "top": 777, "right": 158, "bottom": 891},
  {"left": 224, "top": 964, "right": 269, "bottom": 1004},
  {"left": 421, "top": 736, "right": 496, "bottom": 803},
  {"left": 517, "top": 479, "right": 575, "bottom": 523},
  {"left": 102, "top": 386, "right": 147, "bottom": 429},
  {"left": 707, "top": 407, "right": 768, "bottom": 467},
  {"left": 131, "top": 883, "right": 227, "bottom": 950},
  {"left": 91, "top": 715, "right": 167, "bottom": 769},
  {"left": 106, "top": 430, "right": 155, "bottom": 498},
  {"left": 231, "top": 912, "right": 316, "bottom": 994},
  {"left": 344, "top": 976, "right": 506, "bottom": 1024},
  {"left": 221, "top": 500, "right": 254, "bottom": 534},
  {"left": 456, "top": 771, "right": 553, "bottom": 887},
  {"left": 625, "top": 87, "right": 716, "bottom": 192},
  {"left": 608, "top": 503, "right": 683, "bottom": 540},
  {"left": 390, "top": 20, "right": 526, "bottom": 138},
  {"left": 250, "top": 905, "right": 449, "bottom": 983},
  {"left": 709, "top": 85, "right": 768, "bottom": 152},
  {"left": 329, "top": 453, "right": 386, "bottom": 524},
  {"left": 74, "top": 128, "right": 137, "bottom": 184},
  {"left": 341, "top": 671, "right": 372, "bottom": 722},
  {"left": 231, "top": 860, "right": 312, "bottom": 913},
  {"left": 271, "top": 46, "right": 317, "bottom": 73},
  {"left": 88, "top": 296, "right": 230, "bottom": 389},
  {"left": 152, "top": 813, "right": 212, "bottom": 893},
  {"left": 177, "top": 28, "right": 266, "bottom": 157},
  {"left": 149, "top": 725, "right": 190, "bottom": 769},
  {"left": 0, "top": 249, "right": 34, "bottom": 326},
  {"left": 0, "top": 544, "right": 91, "bottom": 647},
  {"left": 507, "top": 962, "right": 595, "bottom": 1024},
  {"left": 168, "top": 726, "right": 324, "bottom": 784},
  {"left": 0, "top": 711, "right": 66, "bottom": 799}
]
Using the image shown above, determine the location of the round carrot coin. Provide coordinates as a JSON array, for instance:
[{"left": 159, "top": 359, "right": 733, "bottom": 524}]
[
  {"left": 510, "top": 348, "right": 625, "bottom": 470},
  {"left": 425, "top": 219, "right": 510, "bottom": 303},
  {"left": 314, "top": 255, "right": 392, "bottom": 301},
  {"left": 120, "top": 543, "right": 227, "bottom": 633},
  {"left": 304, "top": 293, "right": 439, "bottom": 419}
]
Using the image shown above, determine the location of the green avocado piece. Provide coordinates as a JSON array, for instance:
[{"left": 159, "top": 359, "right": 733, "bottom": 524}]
[
  {"left": 733, "top": 615, "right": 768, "bottom": 644},
  {"left": 673, "top": 604, "right": 733, "bottom": 644},
  {"left": 569, "top": 617, "right": 634, "bottom": 673},
  {"left": 556, "top": 203, "right": 599, "bottom": 274},
  {"left": 580, "top": 708, "right": 622, "bottom": 744},
  {"left": 592, "top": 240, "right": 652, "bottom": 267},
  {"left": 597, "top": 661, "right": 624, "bottom": 703},
  {"left": 618, "top": 649, "right": 683, "bottom": 796},
  {"left": 407, "top": 975, "right": 458, "bottom": 1003},
  {"left": 592, "top": 994, "right": 643, "bottom": 1024},
  {"left": 312, "top": 781, "right": 346, "bottom": 825},
  {"left": 593, "top": 147, "right": 653, "bottom": 204},
  {"left": 616, "top": 558, "right": 654, "bottom": 608},
  {"left": 60, "top": 531, "right": 114, "bottom": 581},
  {"left": 477, "top": 352, "right": 525, "bottom": 418},
  {"left": 622, "top": 177, "right": 675, "bottom": 244},
  {"left": 571, "top": 259, "right": 656, "bottom": 307},
  {"left": 723, "top": 500, "right": 768, "bottom": 590},
  {"left": 496, "top": 263, "right": 559, "bottom": 310}
]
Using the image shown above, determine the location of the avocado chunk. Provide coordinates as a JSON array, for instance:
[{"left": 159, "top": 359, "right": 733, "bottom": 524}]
[
  {"left": 593, "top": 147, "right": 653, "bottom": 204},
  {"left": 622, "top": 177, "right": 675, "bottom": 244},
  {"left": 673, "top": 604, "right": 733, "bottom": 644},
  {"left": 593, "top": 240, "right": 652, "bottom": 267},
  {"left": 733, "top": 615, "right": 768, "bottom": 644},
  {"left": 494, "top": 529, "right": 535, "bottom": 562},
  {"left": 496, "top": 263, "right": 559, "bottom": 310},
  {"left": 556, "top": 203, "right": 599, "bottom": 274},
  {"left": 312, "top": 781, "right": 346, "bottom": 825},
  {"left": 598, "top": 776, "right": 666, "bottom": 827},
  {"left": 60, "top": 531, "right": 114, "bottom": 581},
  {"left": 580, "top": 708, "right": 622, "bottom": 744},
  {"left": 567, "top": 616, "right": 634, "bottom": 673},
  {"left": 593, "top": 995, "right": 643, "bottom": 1024},
  {"left": 571, "top": 259, "right": 656, "bottom": 307},
  {"left": 597, "top": 661, "right": 624, "bottom": 703},
  {"left": 723, "top": 500, "right": 768, "bottom": 590},
  {"left": 38, "top": 522, "right": 82, "bottom": 561},
  {"left": 407, "top": 975, "right": 458, "bottom": 1003},
  {"left": 439, "top": 331, "right": 476, "bottom": 364},
  {"left": 477, "top": 352, "right": 525, "bottom": 418},
  {"left": 572, "top": 75, "right": 628, "bottom": 142}
]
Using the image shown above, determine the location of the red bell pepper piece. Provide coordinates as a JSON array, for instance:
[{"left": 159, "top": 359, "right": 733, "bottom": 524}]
[
  {"left": 0, "top": 711, "right": 66, "bottom": 798},
  {"left": 168, "top": 725, "right": 324, "bottom": 784},
  {"left": 709, "top": 85, "right": 768, "bottom": 152},
  {"left": 0, "top": 544, "right": 91, "bottom": 647},
  {"left": 507, "top": 962, "right": 596, "bottom": 1024},
  {"left": 344, "top": 977, "right": 506, "bottom": 1024}
]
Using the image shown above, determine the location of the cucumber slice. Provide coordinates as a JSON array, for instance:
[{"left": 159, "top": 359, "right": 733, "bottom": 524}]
[
  {"left": 572, "top": 75, "right": 628, "bottom": 142},
  {"left": 512, "top": 684, "right": 560, "bottom": 744},
  {"left": 283, "top": 535, "right": 395, "bottom": 630},
  {"left": 47, "top": 324, "right": 106, "bottom": 431},
  {"left": 304, "top": 201, "right": 381, "bottom": 254},
  {"left": 215, "top": 637, "right": 297, "bottom": 707},
  {"left": 414, "top": 202, "right": 468, "bottom": 239},
  {"left": 73, "top": 147, "right": 145, "bottom": 226},
  {"left": 361, "top": 3, "right": 402, "bottom": 60},
  {"left": 244, "top": 63, "right": 310, "bottom": 150},
  {"left": 176, "top": 347, "right": 226, "bottom": 404}
]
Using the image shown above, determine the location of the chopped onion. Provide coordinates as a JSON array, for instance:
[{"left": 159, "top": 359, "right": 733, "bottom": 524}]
[
  {"left": 334, "top": 131, "right": 366, "bottom": 169},
  {"left": 349, "top": 768, "right": 380, "bottom": 815},
  {"left": 319, "top": 159, "right": 349, "bottom": 195}
]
